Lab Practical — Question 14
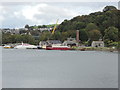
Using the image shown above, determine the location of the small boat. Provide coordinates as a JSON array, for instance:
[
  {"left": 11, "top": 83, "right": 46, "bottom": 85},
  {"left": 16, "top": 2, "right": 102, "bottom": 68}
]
[
  {"left": 3, "top": 45, "right": 13, "bottom": 49},
  {"left": 46, "top": 45, "right": 71, "bottom": 50},
  {"left": 14, "top": 42, "right": 37, "bottom": 49}
]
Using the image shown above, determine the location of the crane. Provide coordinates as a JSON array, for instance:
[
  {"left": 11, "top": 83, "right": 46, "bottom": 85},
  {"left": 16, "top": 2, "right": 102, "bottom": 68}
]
[{"left": 51, "top": 19, "right": 59, "bottom": 34}]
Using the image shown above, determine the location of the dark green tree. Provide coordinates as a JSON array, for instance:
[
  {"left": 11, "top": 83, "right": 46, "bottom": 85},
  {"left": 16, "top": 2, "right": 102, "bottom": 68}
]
[
  {"left": 25, "top": 24, "right": 29, "bottom": 29},
  {"left": 85, "top": 23, "right": 99, "bottom": 31},
  {"left": 103, "top": 6, "right": 117, "bottom": 12},
  {"left": 104, "top": 26, "right": 118, "bottom": 41}
]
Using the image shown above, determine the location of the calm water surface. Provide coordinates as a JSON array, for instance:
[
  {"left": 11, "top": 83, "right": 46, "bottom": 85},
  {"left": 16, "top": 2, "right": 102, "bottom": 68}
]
[{"left": 2, "top": 49, "right": 118, "bottom": 88}]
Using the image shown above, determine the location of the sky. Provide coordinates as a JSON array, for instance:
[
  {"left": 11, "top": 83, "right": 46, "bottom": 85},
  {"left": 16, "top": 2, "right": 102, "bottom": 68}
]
[{"left": 0, "top": 2, "right": 118, "bottom": 29}]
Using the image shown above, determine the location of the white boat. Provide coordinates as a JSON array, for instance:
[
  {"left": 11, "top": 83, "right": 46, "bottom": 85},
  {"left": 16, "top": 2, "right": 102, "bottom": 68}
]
[
  {"left": 3, "top": 45, "right": 12, "bottom": 49},
  {"left": 14, "top": 42, "right": 37, "bottom": 49}
]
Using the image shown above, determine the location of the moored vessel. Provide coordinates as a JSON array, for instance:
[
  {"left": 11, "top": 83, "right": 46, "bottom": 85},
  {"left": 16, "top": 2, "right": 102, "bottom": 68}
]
[
  {"left": 3, "top": 45, "right": 13, "bottom": 49},
  {"left": 14, "top": 42, "right": 37, "bottom": 49},
  {"left": 46, "top": 45, "right": 71, "bottom": 50}
]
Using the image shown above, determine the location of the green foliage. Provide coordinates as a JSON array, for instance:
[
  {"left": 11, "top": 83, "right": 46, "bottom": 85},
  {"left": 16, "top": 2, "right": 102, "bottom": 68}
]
[
  {"left": 51, "top": 31, "right": 61, "bottom": 40},
  {"left": 39, "top": 31, "right": 51, "bottom": 41},
  {"left": 85, "top": 23, "right": 99, "bottom": 31},
  {"left": 19, "top": 30, "right": 27, "bottom": 34},
  {"left": 57, "top": 5, "right": 119, "bottom": 40},
  {"left": 2, "top": 33, "right": 35, "bottom": 44},
  {"left": 104, "top": 26, "right": 118, "bottom": 41},
  {"left": 104, "top": 40, "right": 118, "bottom": 47},
  {"left": 79, "top": 29, "right": 88, "bottom": 41},
  {"left": 24, "top": 24, "right": 29, "bottom": 29},
  {"left": 88, "top": 30, "right": 101, "bottom": 41},
  {"left": 30, "top": 30, "right": 40, "bottom": 36},
  {"left": 73, "top": 22, "right": 86, "bottom": 30}
]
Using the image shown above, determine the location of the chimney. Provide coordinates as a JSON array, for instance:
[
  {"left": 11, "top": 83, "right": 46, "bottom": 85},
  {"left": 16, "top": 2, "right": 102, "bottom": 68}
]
[{"left": 76, "top": 30, "right": 80, "bottom": 42}]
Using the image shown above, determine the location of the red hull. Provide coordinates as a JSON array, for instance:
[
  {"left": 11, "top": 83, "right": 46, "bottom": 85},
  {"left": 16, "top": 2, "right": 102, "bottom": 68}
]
[{"left": 46, "top": 47, "right": 71, "bottom": 50}]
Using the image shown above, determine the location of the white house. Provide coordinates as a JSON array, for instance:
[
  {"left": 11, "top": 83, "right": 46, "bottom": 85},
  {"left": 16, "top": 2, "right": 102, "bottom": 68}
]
[{"left": 91, "top": 41, "right": 104, "bottom": 47}]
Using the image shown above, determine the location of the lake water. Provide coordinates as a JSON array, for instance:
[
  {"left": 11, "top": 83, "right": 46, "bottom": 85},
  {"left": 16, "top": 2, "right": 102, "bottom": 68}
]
[{"left": 2, "top": 49, "right": 118, "bottom": 88}]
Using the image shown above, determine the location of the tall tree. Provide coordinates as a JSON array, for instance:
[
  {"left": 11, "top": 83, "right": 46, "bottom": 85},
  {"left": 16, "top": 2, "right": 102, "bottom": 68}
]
[
  {"left": 104, "top": 26, "right": 118, "bottom": 41},
  {"left": 85, "top": 23, "right": 99, "bottom": 31},
  {"left": 88, "top": 30, "right": 101, "bottom": 41},
  {"left": 25, "top": 24, "right": 29, "bottom": 29},
  {"left": 103, "top": 6, "right": 117, "bottom": 12}
]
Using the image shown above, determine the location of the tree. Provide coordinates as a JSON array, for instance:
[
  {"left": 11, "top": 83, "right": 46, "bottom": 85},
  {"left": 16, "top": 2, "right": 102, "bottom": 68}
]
[
  {"left": 41, "top": 25, "right": 47, "bottom": 28},
  {"left": 25, "top": 24, "right": 29, "bottom": 29},
  {"left": 104, "top": 26, "right": 118, "bottom": 41},
  {"left": 51, "top": 31, "right": 61, "bottom": 40},
  {"left": 79, "top": 29, "right": 88, "bottom": 41},
  {"left": 61, "top": 32, "right": 69, "bottom": 42},
  {"left": 73, "top": 22, "right": 86, "bottom": 30},
  {"left": 88, "top": 30, "right": 101, "bottom": 41},
  {"left": 103, "top": 6, "right": 117, "bottom": 12},
  {"left": 39, "top": 31, "right": 51, "bottom": 41},
  {"left": 85, "top": 23, "right": 101, "bottom": 41},
  {"left": 85, "top": 23, "right": 99, "bottom": 32},
  {"left": 30, "top": 30, "right": 40, "bottom": 36}
]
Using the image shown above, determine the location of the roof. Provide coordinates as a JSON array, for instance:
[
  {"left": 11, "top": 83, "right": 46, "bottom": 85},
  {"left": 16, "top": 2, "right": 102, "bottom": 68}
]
[
  {"left": 47, "top": 40, "right": 62, "bottom": 44},
  {"left": 92, "top": 41, "right": 104, "bottom": 44}
]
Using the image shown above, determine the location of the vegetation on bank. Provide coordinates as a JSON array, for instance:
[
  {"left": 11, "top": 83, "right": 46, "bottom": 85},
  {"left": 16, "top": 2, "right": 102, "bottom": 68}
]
[{"left": 2, "top": 6, "right": 120, "bottom": 49}]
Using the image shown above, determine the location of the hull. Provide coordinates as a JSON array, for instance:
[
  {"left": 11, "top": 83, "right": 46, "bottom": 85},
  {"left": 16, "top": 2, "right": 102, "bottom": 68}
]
[
  {"left": 14, "top": 45, "right": 37, "bottom": 49},
  {"left": 3, "top": 45, "right": 13, "bottom": 49},
  {"left": 46, "top": 47, "right": 71, "bottom": 50}
]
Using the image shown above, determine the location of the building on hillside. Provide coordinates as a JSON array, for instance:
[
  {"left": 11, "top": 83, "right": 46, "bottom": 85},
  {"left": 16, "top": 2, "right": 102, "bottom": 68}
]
[
  {"left": 38, "top": 28, "right": 52, "bottom": 32},
  {"left": 91, "top": 40, "right": 104, "bottom": 47},
  {"left": 63, "top": 37, "right": 79, "bottom": 47},
  {"left": 47, "top": 40, "right": 62, "bottom": 46},
  {"left": 2, "top": 28, "right": 20, "bottom": 34}
]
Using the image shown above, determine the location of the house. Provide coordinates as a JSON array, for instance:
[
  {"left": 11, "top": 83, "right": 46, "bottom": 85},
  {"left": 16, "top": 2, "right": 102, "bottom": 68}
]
[
  {"left": 91, "top": 41, "right": 104, "bottom": 47},
  {"left": 39, "top": 41, "right": 48, "bottom": 49},
  {"left": 39, "top": 40, "right": 62, "bottom": 49},
  {"left": 63, "top": 37, "right": 79, "bottom": 47},
  {"left": 47, "top": 40, "right": 62, "bottom": 46}
]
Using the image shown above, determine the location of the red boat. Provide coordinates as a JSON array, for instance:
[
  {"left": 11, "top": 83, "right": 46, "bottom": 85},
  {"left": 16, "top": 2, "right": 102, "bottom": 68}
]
[{"left": 46, "top": 45, "right": 71, "bottom": 50}]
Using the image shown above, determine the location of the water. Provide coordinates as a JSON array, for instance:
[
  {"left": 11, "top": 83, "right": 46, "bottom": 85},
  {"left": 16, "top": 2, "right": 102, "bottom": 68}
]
[
  {"left": 2, "top": 49, "right": 118, "bottom": 88},
  {"left": 0, "top": 47, "right": 2, "bottom": 89}
]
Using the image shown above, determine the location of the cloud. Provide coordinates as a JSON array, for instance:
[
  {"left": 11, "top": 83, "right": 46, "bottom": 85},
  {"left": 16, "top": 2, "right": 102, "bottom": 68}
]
[
  {"left": 12, "top": 3, "right": 79, "bottom": 25},
  {"left": 0, "top": 2, "right": 118, "bottom": 28},
  {"left": 0, "top": 5, "right": 5, "bottom": 22}
]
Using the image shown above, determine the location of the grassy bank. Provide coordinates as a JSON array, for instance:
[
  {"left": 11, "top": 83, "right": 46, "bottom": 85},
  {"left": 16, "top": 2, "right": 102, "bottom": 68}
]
[{"left": 71, "top": 46, "right": 118, "bottom": 52}]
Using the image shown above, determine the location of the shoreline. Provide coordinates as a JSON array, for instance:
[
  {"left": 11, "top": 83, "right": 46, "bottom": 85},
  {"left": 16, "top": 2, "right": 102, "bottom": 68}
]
[{"left": 2, "top": 46, "right": 119, "bottom": 53}]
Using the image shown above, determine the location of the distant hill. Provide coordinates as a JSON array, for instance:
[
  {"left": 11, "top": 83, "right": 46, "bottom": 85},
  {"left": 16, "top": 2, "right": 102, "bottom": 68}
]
[
  {"left": 57, "top": 6, "right": 120, "bottom": 36},
  {"left": 28, "top": 24, "right": 59, "bottom": 29}
]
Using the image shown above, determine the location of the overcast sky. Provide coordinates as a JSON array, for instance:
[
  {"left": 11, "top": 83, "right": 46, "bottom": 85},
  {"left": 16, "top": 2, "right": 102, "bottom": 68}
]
[{"left": 0, "top": 2, "right": 118, "bottom": 28}]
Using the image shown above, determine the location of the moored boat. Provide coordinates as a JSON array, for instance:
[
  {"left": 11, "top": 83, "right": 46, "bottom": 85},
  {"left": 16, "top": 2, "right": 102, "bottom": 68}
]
[
  {"left": 3, "top": 45, "right": 13, "bottom": 49},
  {"left": 14, "top": 42, "right": 37, "bottom": 49},
  {"left": 46, "top": 45, "right": 71, "bottom": 50}
]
